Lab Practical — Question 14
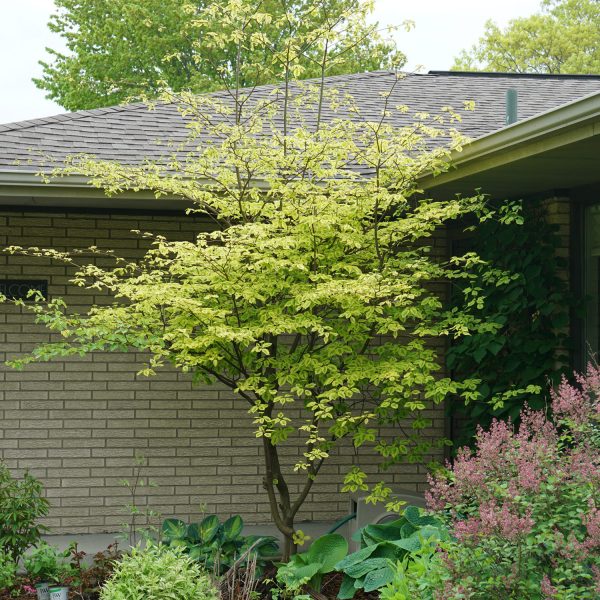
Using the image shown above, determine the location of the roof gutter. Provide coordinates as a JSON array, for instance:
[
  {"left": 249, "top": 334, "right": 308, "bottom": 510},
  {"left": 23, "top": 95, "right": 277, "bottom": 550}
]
[
  {"left": 0, "top": 169, "right": 193, "bottom": 210},
  {"left": 420, "top": 90, "right": 600, "bottom": 190}
]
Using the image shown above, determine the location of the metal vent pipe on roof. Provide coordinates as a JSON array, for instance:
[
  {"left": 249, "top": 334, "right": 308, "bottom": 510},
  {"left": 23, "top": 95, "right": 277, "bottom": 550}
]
[{"left": 506, "top": 88, "right": 518, "bottom": 125}]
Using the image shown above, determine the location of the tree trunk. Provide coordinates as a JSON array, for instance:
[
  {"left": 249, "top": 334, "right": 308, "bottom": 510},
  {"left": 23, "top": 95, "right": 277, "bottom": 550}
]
[{"left": 262, "top": 437, "right": 297, "bottom": 561}]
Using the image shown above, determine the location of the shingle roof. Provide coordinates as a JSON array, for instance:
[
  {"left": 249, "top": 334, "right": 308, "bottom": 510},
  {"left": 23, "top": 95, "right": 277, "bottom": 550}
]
[{"left": 1, "top": 70, "right": 599, "bottom": 172}]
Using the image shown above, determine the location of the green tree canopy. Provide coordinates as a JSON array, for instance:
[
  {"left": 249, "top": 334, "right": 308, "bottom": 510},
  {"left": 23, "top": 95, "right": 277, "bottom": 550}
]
[
  {"left": 453, "top": 0, "right": 600, "bottom": 74},
  {"left": 10, "top": 1, "right": 515, "bottom": 560},
  {"left": 35, "top": 0, "right": 405, "bottom": 111}
]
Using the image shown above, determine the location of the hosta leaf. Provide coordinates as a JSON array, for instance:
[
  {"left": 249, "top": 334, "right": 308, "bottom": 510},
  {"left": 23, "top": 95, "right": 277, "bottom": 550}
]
[
  {"left": 245, "top": 535, "right": 279, "bottom": 556},
  {"left": 337, "top": 574, "right": 356, "bottom": 599},
  {"left": 363, "top": 565, "right": 394, "bottom": 592},
  {"left": 362, "top": 523, "right": 403, "bottom": 542},
  {"left": 403, "top": 506, "right": 422, "bottom": 526},
  {"left": 186, "top": 522, "right": 201, "bottom": 543},
  {"left": 399, "top": 522, "right": 417, "bottom": 538},
  {"left": 199, "top": 514, "right": 221, "bottom": 543},
  {"left": 306, "top": 534, "right": 348, "bottom": 572},
  {"left": 370, "top": 542, "right": 402, "bottom": 560},
  {"left": 342, "top": 557, "right": 390, "bottom": 579},
  {"left": 161, "top": 518, "right": 186, "bottom": 541},
  {"left": 391, "top": 536, "right": 421, "bottom": 553},
  {"left": 223, "top": 514, "right": 244, "bottom": 540},
  {"left": 188, "top": 545, "right": 210, "bottom": 561},
  {"left": 335, "top": 544, "right": 378, "bottom": 570}
]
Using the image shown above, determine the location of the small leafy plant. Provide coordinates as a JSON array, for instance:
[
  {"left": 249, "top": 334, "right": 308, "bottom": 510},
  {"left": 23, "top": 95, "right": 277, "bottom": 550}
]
[
  {"left": 378, "top": 538, "right": 442, "bottom": 600},
  {"left": 24, "top": 542, "right": 72, "bottom": 584},
  {"left": 99, "top": 544, "right": 219, "bottom": 600},
  {"left": 66, "top": 542, "right": 121, "bottom": 599},
  {"left": 276, "top": 533, "right": 348, "bottom": 593},
  {"left": 161, "top": 514, "right": 278, "bottom": 575},
  {"left": 0, "top": 462, "right": 50, "bottom": 562},
  {"left": 0, "top": 551, "right": 17, "bottom": 591},
  {"left": 334, "top": 506, "right": 448, "bottom": 598}
]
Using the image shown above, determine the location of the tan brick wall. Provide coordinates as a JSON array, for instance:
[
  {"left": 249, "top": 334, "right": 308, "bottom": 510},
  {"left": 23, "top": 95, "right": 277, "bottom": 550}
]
[
  {"left": 0, "top": 209, "right": 445, "bottom": 534},
  {"left": 543, "top": 196, "right": 570, "bottom": 281}
]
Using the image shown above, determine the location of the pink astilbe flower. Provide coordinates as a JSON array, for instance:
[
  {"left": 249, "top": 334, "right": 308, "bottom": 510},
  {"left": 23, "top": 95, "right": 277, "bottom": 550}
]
[
  {"left": 583, "top": 506, "right": 600, "bottom": 550},
  {"left": 552, "top": 363, "right": 600, "bottom": 431},
  {"left": 425, "top": 366, "right": 600, "bottom": 599},
  {"left": 22, "top": 586, "right": 36, "bottom": 595},
  {"left": 541, "top": 574, "right": 558, "bottom": 599},
  {"left": 454, "top": 499, "right": 533, "bottom": 542}
]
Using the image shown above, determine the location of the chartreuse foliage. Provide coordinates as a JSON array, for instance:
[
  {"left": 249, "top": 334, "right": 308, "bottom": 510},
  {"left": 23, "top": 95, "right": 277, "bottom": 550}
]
[
  {"left": 276, "top": 533, "right": 348, "bottom": 592},
  {"left": 99, "top": 544, "right": 219, "bottom": 600},
  {"left": 37, "top": 0, "right": 406, "bottom": 111},
  {"left": 161, "top": 514, "right": 278, "bottom": 575},
  {"left": 447, "top": 199, "right": 571, "bottom": 446},
  {"left": 334, "top": 506, "right": 448, "bottom": 598},
  {"left": 5, "top": 0, "right": 511, "bottom": 559},
  {"left": 453, "top": 0, "right": 600, "bottom": 74}
]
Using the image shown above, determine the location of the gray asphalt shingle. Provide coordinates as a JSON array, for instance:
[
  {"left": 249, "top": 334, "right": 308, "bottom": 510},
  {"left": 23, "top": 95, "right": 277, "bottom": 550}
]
[{"left": 0, "top": 71, "right": 599, "bottom": 172}]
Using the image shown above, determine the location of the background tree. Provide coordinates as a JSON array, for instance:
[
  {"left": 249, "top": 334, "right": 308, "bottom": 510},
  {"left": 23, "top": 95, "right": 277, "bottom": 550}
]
[
  {"left": 11, "top": 1, "right": 509, "bottom": 559},
  {"left": 453, "top": 0, "right": 600, "bottom": 74},
  {"left": 35, "top": 0, "right": 405, "bottom": 111}
]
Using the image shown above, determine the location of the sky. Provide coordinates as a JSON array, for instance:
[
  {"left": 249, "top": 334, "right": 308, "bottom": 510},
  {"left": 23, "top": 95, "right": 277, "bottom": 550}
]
[{"left": 0, "top": 0, "right": 543, "bottom": 124}]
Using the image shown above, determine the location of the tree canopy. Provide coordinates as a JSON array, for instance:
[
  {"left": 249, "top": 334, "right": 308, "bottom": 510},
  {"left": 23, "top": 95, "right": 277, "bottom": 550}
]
[
  {"left": 10, "top": 0, "right": 517, "bottom": 560},
  {"left": 35, "top": 0, "right": 405, "bottom": 111},
  {"left": 453, "top": 0, "right": 600, "bottom": 74}
]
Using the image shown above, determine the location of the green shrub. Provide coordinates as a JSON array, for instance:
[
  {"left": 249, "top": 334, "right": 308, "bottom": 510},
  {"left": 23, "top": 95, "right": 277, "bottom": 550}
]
[
  {"left": 99, "top": 544, "right": 219, "bottom": 600},
  {"left": 0, "top": 552, "right": 17, "bottom": 591},
  {"left": 24, "top": 542, "right": 72, "bottom": 584},
  {"left": 0, "top": 461, "right": 49, "bottom": 562}
]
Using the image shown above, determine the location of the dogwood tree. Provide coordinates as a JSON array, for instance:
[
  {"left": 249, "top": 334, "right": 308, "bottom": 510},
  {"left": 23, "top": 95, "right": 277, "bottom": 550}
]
[{"left": 8, "top": 1, "right": 505, "bottom": 559}]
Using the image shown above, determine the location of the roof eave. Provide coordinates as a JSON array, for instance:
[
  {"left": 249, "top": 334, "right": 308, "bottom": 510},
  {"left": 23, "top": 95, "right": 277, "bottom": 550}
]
[{"left": 420, "top": 91, "right": 600, "bottom": 190}]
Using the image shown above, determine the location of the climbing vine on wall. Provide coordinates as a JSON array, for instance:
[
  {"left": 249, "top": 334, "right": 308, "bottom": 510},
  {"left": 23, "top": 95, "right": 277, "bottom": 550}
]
[{"left": 447, "top": 199, "right": 573, "bottom": 447}]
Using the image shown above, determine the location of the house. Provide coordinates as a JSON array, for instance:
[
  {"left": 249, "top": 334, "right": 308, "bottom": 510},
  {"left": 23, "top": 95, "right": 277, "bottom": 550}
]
[{"left": 0, "top": 71, "right": 599, "bottom": 547}]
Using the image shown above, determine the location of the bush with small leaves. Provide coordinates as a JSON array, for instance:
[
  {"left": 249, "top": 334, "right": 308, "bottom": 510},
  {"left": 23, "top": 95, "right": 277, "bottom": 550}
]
[
  {"left": 0, "top": 552, "right": 17, "bottom": 591},
  {"left": 0, "top": 461, "right": 49, "bottom": 562},
  {"left": 24, "top": 542, "right": 72, "bottom": 585},
  {"left": 99, "top": 544, "right": 219, "bottom": 600}
]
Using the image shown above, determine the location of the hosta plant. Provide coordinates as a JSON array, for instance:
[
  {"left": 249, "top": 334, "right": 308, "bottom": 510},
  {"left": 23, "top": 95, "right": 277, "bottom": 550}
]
[
  {"left": 161, "top": 514, "right": 278, "bottom": 575},
  {"left": 334, "top": 506, "right": 448, "bottom": 598},
  {"left": 276, "top": 533, "right": 348, "bottom": 593},
  {"left": 425, "top": 365, "right": 600, "bottom": 599}
]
